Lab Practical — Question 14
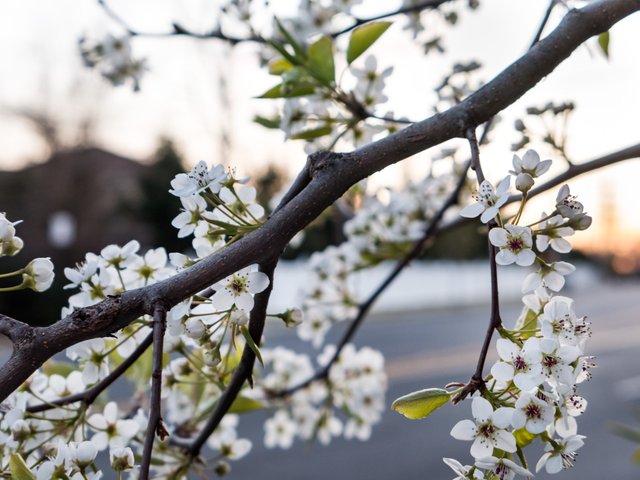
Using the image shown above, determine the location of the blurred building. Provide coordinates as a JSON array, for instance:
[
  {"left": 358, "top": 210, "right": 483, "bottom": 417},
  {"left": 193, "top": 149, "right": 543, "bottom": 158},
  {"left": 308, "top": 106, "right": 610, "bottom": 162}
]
[{"left": 0, "top": 145, "right": 187, "bottom": 324}]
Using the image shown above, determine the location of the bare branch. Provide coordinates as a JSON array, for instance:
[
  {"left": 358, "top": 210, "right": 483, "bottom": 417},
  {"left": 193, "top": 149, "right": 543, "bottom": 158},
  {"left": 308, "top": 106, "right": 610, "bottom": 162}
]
[
  {"left": 1, "top": 0, "right": 637, "bottom": 404},
  {"left": 140, "top": 305, "right": 168, "bottom": 480}
]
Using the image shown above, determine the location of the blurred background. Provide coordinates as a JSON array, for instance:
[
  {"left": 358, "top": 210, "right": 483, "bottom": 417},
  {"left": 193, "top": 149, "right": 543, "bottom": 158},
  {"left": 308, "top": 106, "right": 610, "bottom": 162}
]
[{"left": 0, "top": 0, "right": 638, "bottom": 478}]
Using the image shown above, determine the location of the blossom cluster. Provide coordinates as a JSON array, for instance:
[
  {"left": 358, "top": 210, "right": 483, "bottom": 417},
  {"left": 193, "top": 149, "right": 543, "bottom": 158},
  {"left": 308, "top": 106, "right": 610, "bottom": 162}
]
[
  {"left": 445, "top": 150, "right": 593, "bottom": 478},
  {"left": 79, "top": 34, "right": 147, "bottom": 90}
]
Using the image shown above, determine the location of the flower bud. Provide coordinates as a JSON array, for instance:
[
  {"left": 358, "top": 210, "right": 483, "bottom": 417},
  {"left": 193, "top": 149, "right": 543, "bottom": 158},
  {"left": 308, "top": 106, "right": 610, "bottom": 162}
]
[
  {"left": 568, "top": 213, "right": 592, "bottom": 231},
  {"left": 11, "top": 419, "right": 31, "bottom": 442},
  {"left": 22, "top": 257, "right": 55, "bottom": 292},
  {"left": 110, "top": 446, "right": 135, "bottom": 471},
  {"left": 515, "top": 172, "right": 534, "bottom": 192},
  {"left": 74, "top": 441, "right": 98, "bottom": 467}
]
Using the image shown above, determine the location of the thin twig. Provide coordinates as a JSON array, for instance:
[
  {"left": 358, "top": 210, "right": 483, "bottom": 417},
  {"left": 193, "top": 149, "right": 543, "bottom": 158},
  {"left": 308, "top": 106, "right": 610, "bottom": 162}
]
[
  {"left": 139, "top": 305, "right": 168, "bottom": 480},
  {"left": 452, "top": 128, "right": 501, "bottom": 403},
  {"left": 271, "top": 159, "right": 472, "bottom": 398},
  {"left": 530, "top": 0, "right": 558, "bottom": 48},
  {"left": 27, "top": 332, "right": 154, "bottom": 413}
]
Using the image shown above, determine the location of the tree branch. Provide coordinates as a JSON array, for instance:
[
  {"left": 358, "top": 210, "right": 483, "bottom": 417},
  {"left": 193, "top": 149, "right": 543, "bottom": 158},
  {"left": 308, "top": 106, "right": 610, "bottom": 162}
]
[
  {"left": 139, "top": 305, "right": 168, "bottom": 480},
  {"left": 1, "top": 0, "right": 637, "bottom": 404}
]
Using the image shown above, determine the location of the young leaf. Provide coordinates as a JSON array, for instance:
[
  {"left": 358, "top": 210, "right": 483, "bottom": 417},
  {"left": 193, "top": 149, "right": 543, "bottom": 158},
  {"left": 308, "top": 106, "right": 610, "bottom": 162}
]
[
  {"left": 269, "top": 57, "right": 294, "bottom": 75},
  {"left": 9, "top": 454, "right": 36, "bottom": 480},
  {"left": 347, "top": 21, "right": 392, "bottom": 64},
  {"left": 273, "top": 17, "right": 306, "bottom": 60},
  {"left": 257, "top": 82, "right": 316, "bottom": 99},
  {"left": 253, "top": 115, "right": 281, "bottom": 129},
  {"left": 514, "top": 427, "right": 537, "bottom": 448},
  {"left": 290, "top": 125, "right": 333, "bottom": 140},
  {"left": 598, "top": 31, "right": 610, "bottom": 59},
  {"left": 229, "top": 396, "right": 266, "bottom": 414},
  {"left": 391, "top": 388, "right": 451, "bottom": 419},
  {"left": 307, "top": 36, "right": 335, "bottom": 84},
  {"left": 241, "top": 325, "right": 264, "bottom": 366}
]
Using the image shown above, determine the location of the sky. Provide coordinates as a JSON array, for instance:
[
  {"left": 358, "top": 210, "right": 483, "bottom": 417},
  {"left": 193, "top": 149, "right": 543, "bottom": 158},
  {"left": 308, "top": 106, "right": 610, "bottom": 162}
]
[{"left": 0, "top": 0, "right": 638, "bottom": 255}]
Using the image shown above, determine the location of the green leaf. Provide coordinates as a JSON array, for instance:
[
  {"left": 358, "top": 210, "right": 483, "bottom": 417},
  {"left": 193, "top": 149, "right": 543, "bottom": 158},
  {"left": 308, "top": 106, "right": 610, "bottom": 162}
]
[
  {"left": 307, "top": 36, "right": 335, "bottom": 84},
  {"left": 290, "top": 125, "right": 333, "bottom": 140},
  {"left": 229, "top": 396, "right": 266, "bottom": 414},
  {"left": 9, "top": 454, "right": 36, "bottom": 480},
  {"left": 515, "top": 308, "right": 539, "bottom": 339},
  {"left": 391, "top": 388, "right": 451, "bottom": 420},
  {"left": 257, "top": 82, "right": 316, "bottom": 99},
  {"left": 598, "top": 31, "right": 610, "bottom": 58},
  {"left": 240, "top": 325, "right": 264, "bottom": 367},
  {"left": 269, "top": 57, "right": 294, "bottom": 75},
  {"left": 253, "top": 115, "right": 281, "bottom": 129},
  {"left": 514, "top": 427, "right": 537, "bottom": 448},
  {"left": 273, "top": 17, "right": 306, "bottom": 59},
  {"left": 347, "top": 21, "right": 392, "bottom": 64}
]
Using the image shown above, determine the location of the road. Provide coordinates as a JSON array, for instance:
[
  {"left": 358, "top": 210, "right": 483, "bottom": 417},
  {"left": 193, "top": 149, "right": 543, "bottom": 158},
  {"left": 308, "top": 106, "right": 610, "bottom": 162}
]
[{"left": 231, "top": 279, "right": 640, "bottom": 479}]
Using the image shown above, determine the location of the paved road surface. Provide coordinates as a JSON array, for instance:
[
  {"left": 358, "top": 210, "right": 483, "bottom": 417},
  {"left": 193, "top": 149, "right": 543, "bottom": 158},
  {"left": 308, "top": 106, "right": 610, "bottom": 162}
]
[{"left": 231, "top": 279, "right": 640, "bottom": 479}]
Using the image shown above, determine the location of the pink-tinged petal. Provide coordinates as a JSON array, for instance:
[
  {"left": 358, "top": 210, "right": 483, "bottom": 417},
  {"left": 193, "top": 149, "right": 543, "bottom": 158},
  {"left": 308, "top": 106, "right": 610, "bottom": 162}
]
[
  {"left": 515, "top": 250, "right": 536, "bottom": 267},
  {"left": 488, "top": 228, "right": 508, "bottom": 247},
  {"left": 536, "top": 235, "right": 550, "bottom": 252},
  {"left": 470, "top": 436, "right": 493, "bottom": 459},
  {"left": 493, "top": 429, "right": 516, "bottom": 452},
  {"left": 491, "top": 361, "right": 514, "bottom": 382},
  {"left": 544, "top": 271, "right": 565, "bottom": 291},
  {"left": 492, "top": 407, "right": 514, "bottom": 429},
  {"left": 550, "top": 237, "right": 572, "bottom": 253},
  {"left": 472, "top": 397, "right": 493, "bottom": 422},
  {"left": 450, "top": 419, "right": 477, "bottom": 441},
  {"left": 248, "top": 272, "right": 269, "bottom": 294},
  {"left": 235, "top": 293, "right": 255, "bottom": 312},
  {"left": 496, "top": 250, "right": 516, "bottom": 265},
  {"left": 460, "top": 202, "right": 484, "bottom": 218},
  {"left": 522, "top": 271, "right": 542, "bottom": 293}
]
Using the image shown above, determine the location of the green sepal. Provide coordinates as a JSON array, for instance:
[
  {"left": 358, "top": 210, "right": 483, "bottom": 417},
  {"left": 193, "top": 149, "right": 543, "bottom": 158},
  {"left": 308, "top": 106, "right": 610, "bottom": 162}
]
[
  {"left": 391, "top": 388, "right": 451, "bottom": 420},
  {"left": 307, "top": 36, "right": 335, "bottom": 84},
  {"left": 9, "top": 453, "right": 36, "bottom": 480},
  {"left": 257, "top": 82, "right": 316, "bottom": 99},
  {"left": 347, "top": 21, "right": 392, "bottom": 64},
  {"left": 514, "top": 427, "right": 537, "bottom": 448},
  {"left": 229, "top": 395, "right": 266, "bottom": 414},
  {"left": 240, "top": 325, "right": 264, "bottom": 367},
  {"left": 598, "top": 31, "right": 610, "bottom": 58},
  {"left": 290, "top": 125, "right": 333, "bottom": 140}
]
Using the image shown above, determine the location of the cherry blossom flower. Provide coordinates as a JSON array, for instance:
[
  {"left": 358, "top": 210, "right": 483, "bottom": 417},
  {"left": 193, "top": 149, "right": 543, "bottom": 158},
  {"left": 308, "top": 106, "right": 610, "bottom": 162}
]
[
  {"left": 100, "top": 240, "right": 140, "bottom": 268},
  {"left": 450, "top": 397, "right": 516, "bottom": 459},
  {"left": 474, "top": 455, "right": 533, "bottom": 479},
  {"left": 171, "top": 194, "right": 208, "bottom": 238},
  {"left": 490, "top": 338, "right": 545, "bottom": 392},
  {"left": 489, "top": 224, "right": 535, "bottom": 266},
  {"left": 536, "top": 435, "right": 585, "bottom": 474},
  {"left": 87, "top": 402, "right": 139, "bottom": 451},
  {"left": 264, "top": 410, "right": 297, "bottom": 449},
  {"left": 511, "top": 392, "right": 554, "bottom": 434},
  {"left": 539, "top": 339, "right": 581, "bottom": 388},
  {"left": 442, "top": 457, "right": 482, "bottom": 479},
  {"left": 510, "top": 149, "right": 552, "bottom": 192},
  {"left": 555, "top": 185, "right": 584, "bottom": 218},
  {"left": 211, "top": 265, "right": 270, "bottom": 312},
  {"left": 522, "top": 261, "right": 575, "bottom": 293},
  {"left": 169, "top": 161, "right": 227, "bottom": 197},
  {"left": 460, "top": 177, "right": 510, "bottom": 223},
  {"left": 0, "top": 213, "right": 23, "bottom": 256},
  {"left": 536, "top": 213, "right": 574, "bottom": 253}
]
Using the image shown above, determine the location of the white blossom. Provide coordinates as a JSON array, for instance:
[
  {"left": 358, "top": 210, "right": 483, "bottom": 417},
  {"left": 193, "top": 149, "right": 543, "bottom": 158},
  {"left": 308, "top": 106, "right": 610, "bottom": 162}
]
[{"left": 460, "top": 177, "right": 510, "bottom": 223}]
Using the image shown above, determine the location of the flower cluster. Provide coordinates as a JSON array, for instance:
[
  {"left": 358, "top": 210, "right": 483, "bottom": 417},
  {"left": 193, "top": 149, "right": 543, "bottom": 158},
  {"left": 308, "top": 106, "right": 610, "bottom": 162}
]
[
  {"left": 260, "top": 343, "right": 386, "bottom": 448},
  {"left": 445, "top": 150, "right": 592, "bottom": 478},
  {"left": 0, "top": 214, "right": 54, "bottom": 292},
  {"left": 78, "top": 34, "right": 147, "bottom": 90}
]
